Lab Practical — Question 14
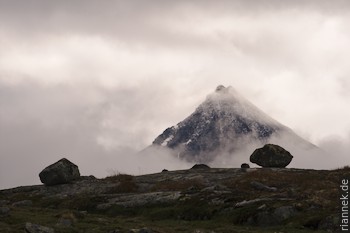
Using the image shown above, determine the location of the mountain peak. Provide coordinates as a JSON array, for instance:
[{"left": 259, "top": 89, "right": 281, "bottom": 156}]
[
  {"left": 215, "top": 85, "right": 226, "bottom": 92},
  {"left": 148, "top": 85, "right": 316, "bottom": 164}
]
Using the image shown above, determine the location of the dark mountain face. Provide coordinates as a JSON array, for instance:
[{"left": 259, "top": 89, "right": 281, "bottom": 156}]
[{"left": 151, "top": 85, "right": 314, "bottom": 163}]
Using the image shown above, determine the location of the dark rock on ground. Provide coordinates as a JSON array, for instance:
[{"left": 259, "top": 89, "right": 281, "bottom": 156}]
[
  {"left": 241, "top": 163, "right": 250, "bottom": 168},
  {"left": 39, "top": 158, "right": 80, "bottom": 186},
  {"left": 0, "top": 206, "right": 10, "bottom": 216},
  {"left": 57, "top": 218, "right": 73, "bottom": 227},
  {"left": 191, "top": 164, "right": 210, "bottom": 170},
  {"left": 129, "top": 228, "right": 155, "bottom": 233},
  {"left": 250, "top": 181, "right": 277, "bottom": 192},
  {"left": 274, "top": 206, "right": 297, "bottom": 222},
  {"left": 0, "top": 200, "right": 9, "bottom": 206},
  {"left": 235, "top": 197, "right": 294, "bottom": 208},
  {"left": 12, "top": 200, "right": 33, "bottom": 207},
  {"left": 25, "top": 222, "right": 55, "bottom": 233},
  {"left": 161, "top": 169, "right": 168, "bottom": 172},
  {"left": 250, "top": 144, "right": 293, "bottom": 168},
  {"left": 247, "top": 205, "right": 297, "bottom": 226},
  {"left": 318, "top": 215, "right": 340, "bottom": 231}
]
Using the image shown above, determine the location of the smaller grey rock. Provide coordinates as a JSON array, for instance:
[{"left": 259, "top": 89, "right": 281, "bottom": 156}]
[
  {"left": 246, "top": 206, "right": 297, "bottom": 226},
  {"left": 130, "top": 228, "right": 154, "bottom": 233},
  {"left": 0, "top": 207, "right": 10, "bottom": 216},
  {"left": 57, "top": 218, "right": 73, "bottom": 227},
  {"left": 139, "top": 228, "right": 155, "bottom": 233},
  {"left": 273, "top": 206, "right": 297, "bottom": 222},
  {"left": 318, "top": 215, "right": 340, "bottom": 231},
  {"left": 254, "top": 211, "right": 275, "bottom": 226},
  {"left": 25, "top": 222, "right": 55, "bottom": 233},
  {"left": 0, "top": 200, "right": 9, "bottom": 206},
  {"left": 96, "top": 203, "right": 112, "bottom": 210},
  {"left": 39, "top": 158, "right": 80, "bottom": 186},
  {"left": 235, "top": 198, "right": 271, "bottom": 208},
  {"left": 241, "top": 163, "right": 250, "bottom": 168},
  {"left": 109, "top": 230, "right": 121, "bottom": 233},
  {"left": 257, "top": 204, "right": 267, "bottom": 210},
  {"left": 79, "top": 211, "right": 88, "bottom": 217},
  {"left": 12, "top": 200, "right": 33, "bottom": 207},
  {"left": 191, "top": 164, "right": 210, "bottom": 170},
  {"left": 250, "top": 181, "right": 277, "bottom": 192}
]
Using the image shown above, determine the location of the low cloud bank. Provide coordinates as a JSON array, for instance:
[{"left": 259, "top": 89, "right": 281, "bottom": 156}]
[{"left": 0, "top": 80, "right": 349, "bottom": 189}]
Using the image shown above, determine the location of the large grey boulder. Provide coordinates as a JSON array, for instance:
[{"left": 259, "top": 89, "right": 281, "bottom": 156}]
[
  {"left": 250, "top": 144, "right": 293, "bottom": 168},
  {"left": 25, "top": 222, "right": 55, "bottom": 233},
  {"left": 246, "top": 205, "right": 297, "bottom": 226},
  {"left": 39, "top": 158, "right": 80, "bottom": 186}
]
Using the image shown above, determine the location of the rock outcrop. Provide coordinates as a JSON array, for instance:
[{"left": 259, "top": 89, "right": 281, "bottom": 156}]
[
  {"left": 250, "top": 144, "right": 293, "bottom": 168},
  {"left": 1, "top": 166, "right": 345, "bottom": 232},
  {"left": 246, "top": 205, "right": 297, "bottom": 226},
  {"left": 39, "top": 158, "right": 80, "bottom": 186},
  {"left": 25, "top": 223, "right": 55, "bottom": 233}
]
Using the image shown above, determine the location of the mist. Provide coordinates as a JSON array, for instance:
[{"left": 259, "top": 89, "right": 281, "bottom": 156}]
[
  {"left": 0, "top": 79, "right": 349, "bottom": 189},
  {"left": 1, "top": 1, "right": 350, "bottom": 189}
]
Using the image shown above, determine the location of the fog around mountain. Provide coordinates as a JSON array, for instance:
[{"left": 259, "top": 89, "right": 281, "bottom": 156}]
[
  {"left": 1, "top": 1, "right": 350, "bottom": 189},
  {"left": 144, "top": 85, "right": 328, "bottom": 169}
]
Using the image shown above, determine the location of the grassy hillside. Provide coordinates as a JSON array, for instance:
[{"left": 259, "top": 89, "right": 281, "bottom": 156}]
[{"left": 1, "top": 167, "right": 348, "bottom": 233}]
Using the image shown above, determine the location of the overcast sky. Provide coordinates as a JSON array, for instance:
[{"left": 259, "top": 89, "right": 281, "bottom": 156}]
[{"left": 1, "top": 0, "right": 350, "bottom": 189}]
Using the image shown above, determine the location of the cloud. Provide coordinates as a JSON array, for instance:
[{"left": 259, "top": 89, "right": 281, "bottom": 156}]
[
  {"left": 0, "top": 1, "right": 350, "bottom": 189},
  {"left": 0, "top": 80, "right": 197, "bottom": 189},
  {"left": 317, "top": 133, "right": 350, "bottom": 168}
]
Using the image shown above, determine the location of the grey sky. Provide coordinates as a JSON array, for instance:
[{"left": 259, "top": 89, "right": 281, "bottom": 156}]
[{"left": 1, "top": 1, "right": 350, "bottom": 189}]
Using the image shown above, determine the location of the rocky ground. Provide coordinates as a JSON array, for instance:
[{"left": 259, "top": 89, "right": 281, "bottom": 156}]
[{"left": 0, "top": 166, "right": 348, "bottom": 233}]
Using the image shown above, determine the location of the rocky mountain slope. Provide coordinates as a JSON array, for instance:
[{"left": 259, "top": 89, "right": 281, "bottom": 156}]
[
  {"left": 1, "top": 166, "right": 347, "bottom": 233},
  {"left": 148, "top": 85, "right": 316, "bottom": 164}
]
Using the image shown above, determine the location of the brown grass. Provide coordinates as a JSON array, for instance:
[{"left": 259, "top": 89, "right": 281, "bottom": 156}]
[
  {"left": 105, "top": 173, "right": 138, "bottom": 193},
  {"left": 223, "top": 168, "right": 344, "bottom": 211},
  {"left": 151, "top": 178, "right": 205, "bottom": 192}
]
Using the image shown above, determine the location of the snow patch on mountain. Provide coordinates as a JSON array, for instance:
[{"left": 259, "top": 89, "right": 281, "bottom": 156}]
[{"left": 149, "top": 85, "right": 317, "bottom": 164}]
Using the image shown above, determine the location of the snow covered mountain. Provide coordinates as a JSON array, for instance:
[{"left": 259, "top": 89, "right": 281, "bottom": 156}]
[{"left": 147, "top": 85, "right": 316, "bottom": 164}]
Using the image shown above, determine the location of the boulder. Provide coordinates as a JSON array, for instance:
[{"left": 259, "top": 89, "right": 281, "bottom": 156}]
[
  {"left": 250, "top": 144, "right": 293, "bottom": 168},
  {"left": 129, "top": 228, "right": 155, "bottom": 233},
  {"left": 274, "top": 206, "right": 297, "bottom": 222},
  {"left": 25, "top": 222, "right": 55, "bottom": 233},
  {"left": 241, "top": 163, "right": 250, "bottom": 168},
  {"left": 250, "top": 181, "right": 277, "bottom": 192},
  {"left": 39, "top": 158, "right": 80, "bottom": 186},
  {"left": 12, "top": 200, "right": 33, "bottom": 207},
  {"left": 0, "top": 200, "right": 9, "bottom": 206},
  {"left": 191, "top": 164, "right": 210, "bottom": 170},
  {"left": 246, "top": 205, "right": 297, "bottom": 226}
]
